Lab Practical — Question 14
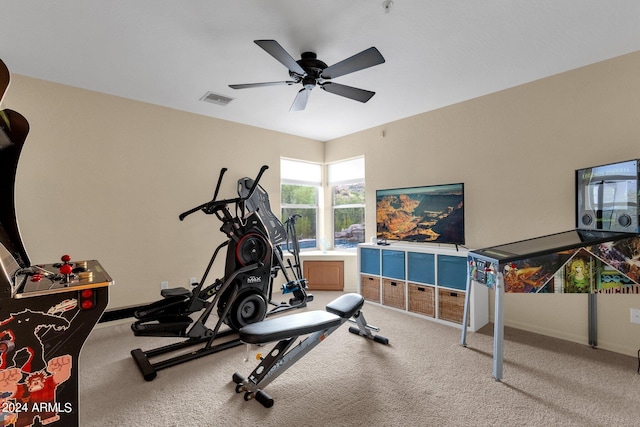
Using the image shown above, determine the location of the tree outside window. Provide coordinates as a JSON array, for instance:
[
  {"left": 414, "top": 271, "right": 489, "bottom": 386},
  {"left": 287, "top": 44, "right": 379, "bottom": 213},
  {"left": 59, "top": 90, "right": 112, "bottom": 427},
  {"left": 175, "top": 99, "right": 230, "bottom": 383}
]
[
  {"left": 280, "top": 159, "right": 321, "bottom": 250},
  {"left": 329, "top": 158, "right": 365, "bottom": 250}
]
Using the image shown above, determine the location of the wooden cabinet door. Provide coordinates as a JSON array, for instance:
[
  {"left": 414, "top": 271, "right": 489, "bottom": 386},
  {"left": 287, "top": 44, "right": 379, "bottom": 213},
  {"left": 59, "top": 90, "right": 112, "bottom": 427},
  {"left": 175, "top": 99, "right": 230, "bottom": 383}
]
[{"left": 303, "top": 261, "right": 344, "bottom": 291}]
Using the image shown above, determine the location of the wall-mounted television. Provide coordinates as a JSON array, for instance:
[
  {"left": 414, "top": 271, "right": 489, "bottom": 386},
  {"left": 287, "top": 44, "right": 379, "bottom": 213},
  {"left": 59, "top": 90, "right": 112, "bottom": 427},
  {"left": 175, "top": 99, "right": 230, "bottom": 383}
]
[{"left": 376, "top": 183, "right": 465, "bottom": 245}]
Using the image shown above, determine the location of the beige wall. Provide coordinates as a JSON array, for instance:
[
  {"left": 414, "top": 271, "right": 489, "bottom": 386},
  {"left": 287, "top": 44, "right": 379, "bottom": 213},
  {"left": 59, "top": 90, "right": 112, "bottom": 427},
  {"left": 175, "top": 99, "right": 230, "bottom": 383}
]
[
  {"left": 325, "top": 51, "right": 640, "bottom": 356},
  {"left": 3, "top": 51, "right": 640, "bottom": 356},
  {"left": 4, "top": 75, "right": 323, "bottom": 308}
]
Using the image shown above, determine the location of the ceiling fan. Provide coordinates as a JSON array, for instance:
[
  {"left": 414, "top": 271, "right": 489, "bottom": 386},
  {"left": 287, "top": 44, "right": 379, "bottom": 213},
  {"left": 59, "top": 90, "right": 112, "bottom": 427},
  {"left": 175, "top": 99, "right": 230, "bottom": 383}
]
[{"left": 229, "top": 40, "right": 385, "bottom": 111}]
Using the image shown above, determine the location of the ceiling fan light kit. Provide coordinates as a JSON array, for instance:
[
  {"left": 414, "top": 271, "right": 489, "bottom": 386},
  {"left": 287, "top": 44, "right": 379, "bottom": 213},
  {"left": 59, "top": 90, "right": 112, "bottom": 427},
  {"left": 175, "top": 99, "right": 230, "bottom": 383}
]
[{"left": 229, "top": 40, "right": 385, "bottom": 111}]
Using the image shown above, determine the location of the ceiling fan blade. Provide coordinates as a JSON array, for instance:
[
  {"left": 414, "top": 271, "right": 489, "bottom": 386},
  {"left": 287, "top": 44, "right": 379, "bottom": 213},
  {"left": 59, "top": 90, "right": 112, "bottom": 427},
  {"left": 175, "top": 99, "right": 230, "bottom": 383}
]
[
  {"left": 229, "top": 81, "right": 296, "bottom": 89},
  {"left": 321, "top": 47, "right": 385, "bottom": 79},
  {"left": 255, "top": 40, "right": 307, "bottom": 76},
  {"left": 321, "top": 82, "right": 375, "bottom": 103},
  {"left": 290, "top": 88, "right": 310, "bottom": 111}
]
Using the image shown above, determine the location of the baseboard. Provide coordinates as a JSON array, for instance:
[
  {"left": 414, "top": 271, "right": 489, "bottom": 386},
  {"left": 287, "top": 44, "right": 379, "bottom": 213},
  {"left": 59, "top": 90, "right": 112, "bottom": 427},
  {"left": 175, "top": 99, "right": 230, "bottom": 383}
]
[{"left": 496, "top": 318, "right": 639, "bottom": 358}]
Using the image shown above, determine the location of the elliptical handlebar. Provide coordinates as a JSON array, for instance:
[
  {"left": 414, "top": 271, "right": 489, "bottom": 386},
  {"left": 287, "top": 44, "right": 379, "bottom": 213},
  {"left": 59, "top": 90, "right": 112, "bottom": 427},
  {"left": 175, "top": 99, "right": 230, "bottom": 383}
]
[{"left": 179, "top": 165, "right": 269, "bottom": 221}]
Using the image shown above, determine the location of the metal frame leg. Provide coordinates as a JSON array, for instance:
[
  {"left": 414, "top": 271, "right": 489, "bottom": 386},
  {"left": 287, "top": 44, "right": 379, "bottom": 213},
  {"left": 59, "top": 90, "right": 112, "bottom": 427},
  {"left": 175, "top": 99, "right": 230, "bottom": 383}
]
[
  {"left": 493, "top": 272, "right": 504, "bottom": 381},
  {"left": 461, "top": 273, "right": 472, "bottom": 346},
  {"left": 588, "top": 292, "right": 597, "bottom": 347}
]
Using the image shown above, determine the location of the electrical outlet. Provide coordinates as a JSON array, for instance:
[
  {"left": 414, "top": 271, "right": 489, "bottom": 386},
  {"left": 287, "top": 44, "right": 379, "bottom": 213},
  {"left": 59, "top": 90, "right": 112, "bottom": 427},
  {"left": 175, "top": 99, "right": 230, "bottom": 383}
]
[
  {"left": 630, "top": 308, "right": 640, "bottom": 324},
  {"left": 189, "top": 277, "right": 198, "bottom": 287},
  {"left": 161, "top": 281, "right": 169, "bottom": 290}
]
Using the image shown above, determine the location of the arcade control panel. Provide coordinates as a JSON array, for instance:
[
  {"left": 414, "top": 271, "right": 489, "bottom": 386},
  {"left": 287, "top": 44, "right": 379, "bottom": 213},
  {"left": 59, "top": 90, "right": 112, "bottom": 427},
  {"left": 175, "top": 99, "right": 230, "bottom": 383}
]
[
  {"left": 12, "top": 255, "right": 113, "bottom": 299},
  {"left": 0, "top": 255, "right": 113, "bottom": 427}
]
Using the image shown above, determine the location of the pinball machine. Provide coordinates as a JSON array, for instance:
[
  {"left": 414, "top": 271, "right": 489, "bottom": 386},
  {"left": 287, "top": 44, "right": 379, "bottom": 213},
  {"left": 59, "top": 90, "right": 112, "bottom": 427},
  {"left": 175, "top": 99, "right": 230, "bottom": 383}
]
[
  {"left": 461, "top": 159, "right": 640, "bottom": 380},
  {"left": 0, "top": 58, "right": 113, "bottom": 426}
]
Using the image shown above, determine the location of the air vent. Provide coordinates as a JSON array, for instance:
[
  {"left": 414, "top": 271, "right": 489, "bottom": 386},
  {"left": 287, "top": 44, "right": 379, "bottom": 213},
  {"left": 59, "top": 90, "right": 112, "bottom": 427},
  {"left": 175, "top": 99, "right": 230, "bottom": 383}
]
[{"left": 200, "top": 91, "right": 234, "bottom": 106}]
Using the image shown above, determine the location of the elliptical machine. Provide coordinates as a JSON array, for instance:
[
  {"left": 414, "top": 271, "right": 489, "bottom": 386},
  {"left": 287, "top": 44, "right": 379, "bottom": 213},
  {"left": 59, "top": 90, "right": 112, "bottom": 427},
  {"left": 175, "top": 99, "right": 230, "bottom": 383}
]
[
  {"left": 237, "top": 175, "right": 311, "bottom": 315},
  {"left": 130, "top": 165, "right": 313, "bottom": 381}
]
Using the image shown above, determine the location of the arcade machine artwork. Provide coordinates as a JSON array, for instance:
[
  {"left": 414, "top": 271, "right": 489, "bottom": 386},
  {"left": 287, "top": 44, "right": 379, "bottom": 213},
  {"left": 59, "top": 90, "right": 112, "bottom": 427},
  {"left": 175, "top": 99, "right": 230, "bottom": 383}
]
[
  {"left": 461, "top": 159, "right": 640, "bottom": 380},
  {"left": 0, "top": 58, "right": 113, "bottom": 426}
]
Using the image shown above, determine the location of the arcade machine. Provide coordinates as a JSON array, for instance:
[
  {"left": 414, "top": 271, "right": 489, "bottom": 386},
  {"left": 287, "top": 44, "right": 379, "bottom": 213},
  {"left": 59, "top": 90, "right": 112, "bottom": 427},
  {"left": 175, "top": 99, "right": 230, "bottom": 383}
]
[
  {"left": 0, "top": 58, "right": 113, "bottom": 426},
  {"left": 461, "top": 159, "right": 640, "bottom": 380}
]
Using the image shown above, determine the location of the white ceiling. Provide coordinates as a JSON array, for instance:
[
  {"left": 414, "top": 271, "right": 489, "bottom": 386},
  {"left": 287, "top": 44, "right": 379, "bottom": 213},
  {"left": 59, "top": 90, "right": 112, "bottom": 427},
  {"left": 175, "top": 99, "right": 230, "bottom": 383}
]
[{"left": 1, "top": 1, "right": 639, "bottom": 141}]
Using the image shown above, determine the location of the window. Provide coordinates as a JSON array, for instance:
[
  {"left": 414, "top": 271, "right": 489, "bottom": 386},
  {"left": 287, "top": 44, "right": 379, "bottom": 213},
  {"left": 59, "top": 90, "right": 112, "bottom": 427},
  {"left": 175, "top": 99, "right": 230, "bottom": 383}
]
[
  {"left": 280, "top": 158, "right": 321, "bottom": 250},
  {"left": 328, "top": 157, "right": 365, "bottom": 250}
]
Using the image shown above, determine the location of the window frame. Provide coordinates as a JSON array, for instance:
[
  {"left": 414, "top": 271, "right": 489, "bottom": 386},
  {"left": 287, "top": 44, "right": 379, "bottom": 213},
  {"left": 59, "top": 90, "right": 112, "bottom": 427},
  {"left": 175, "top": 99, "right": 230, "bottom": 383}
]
[
  {"left": 280, "top": 158, "right": 322, "bottom": 251},
  {"left": 328, "top": 157, "right": 366, "bottom": 251}
]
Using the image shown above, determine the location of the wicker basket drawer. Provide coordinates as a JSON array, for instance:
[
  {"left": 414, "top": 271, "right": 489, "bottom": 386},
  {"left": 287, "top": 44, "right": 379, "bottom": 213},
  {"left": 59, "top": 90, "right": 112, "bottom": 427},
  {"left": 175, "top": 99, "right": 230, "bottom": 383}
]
[
  {"left": 360, "top": 275, "right": 380, "bottom": 303},
  {"left": 438, "top": 288, "right": 465, "bottom": 324},
  {"left": 408, "top": 283, "right": 435, "bottom": 317},
  {"left": 382, "top": 278, "right": 405, "bottom": 309}
]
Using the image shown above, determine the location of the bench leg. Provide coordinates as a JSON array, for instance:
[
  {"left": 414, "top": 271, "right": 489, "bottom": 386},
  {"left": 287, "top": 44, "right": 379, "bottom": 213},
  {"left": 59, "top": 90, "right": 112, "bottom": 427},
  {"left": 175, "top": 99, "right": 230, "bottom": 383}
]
[
  {"left": 233, "top": 307, "right": 389, "bottom": 408},
  {"left": 233, "top": 325, "right": 339, "bottom": 407},
  {"left": 348, "top": 311, "right": 389, "bottom": 345}
]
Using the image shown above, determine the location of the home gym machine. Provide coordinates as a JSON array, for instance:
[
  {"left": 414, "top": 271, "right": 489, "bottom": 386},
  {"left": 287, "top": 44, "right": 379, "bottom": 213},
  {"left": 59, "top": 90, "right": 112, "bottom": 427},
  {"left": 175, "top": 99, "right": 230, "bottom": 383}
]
[
  {"left": 130, "top": 165, "right": 313, "bottom": 381},
  {"left": 232, "top": 293, "right": 389, "bottom": 408}
]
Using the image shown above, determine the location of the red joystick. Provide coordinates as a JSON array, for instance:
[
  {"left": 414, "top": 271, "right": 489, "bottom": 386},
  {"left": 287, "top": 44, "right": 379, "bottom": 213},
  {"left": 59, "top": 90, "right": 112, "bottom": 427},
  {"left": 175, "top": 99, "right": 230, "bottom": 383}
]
[{"left": 60, "top": 254, "right": 72, "bottom": 274}]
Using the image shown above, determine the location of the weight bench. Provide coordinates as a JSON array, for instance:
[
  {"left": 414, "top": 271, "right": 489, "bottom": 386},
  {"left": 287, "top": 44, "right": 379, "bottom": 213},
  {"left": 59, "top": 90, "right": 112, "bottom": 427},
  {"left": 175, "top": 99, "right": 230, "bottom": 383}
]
[{"left": 232, "top": 293, "right": 389, "bottom": 407}]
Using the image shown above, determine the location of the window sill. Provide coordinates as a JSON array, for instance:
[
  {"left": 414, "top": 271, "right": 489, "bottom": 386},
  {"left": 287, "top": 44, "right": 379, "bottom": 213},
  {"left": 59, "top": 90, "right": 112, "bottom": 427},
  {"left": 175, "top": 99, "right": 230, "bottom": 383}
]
[{"left": 284, "top": 250, "right": 357, "bottom": 257}]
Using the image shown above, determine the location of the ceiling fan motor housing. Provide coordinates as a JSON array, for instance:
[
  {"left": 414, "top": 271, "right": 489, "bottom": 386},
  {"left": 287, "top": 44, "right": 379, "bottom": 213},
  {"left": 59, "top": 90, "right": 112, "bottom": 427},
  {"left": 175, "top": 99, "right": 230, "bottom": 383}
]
[{"left": 289, "top": 52, "right": 328, "bottom": 91}]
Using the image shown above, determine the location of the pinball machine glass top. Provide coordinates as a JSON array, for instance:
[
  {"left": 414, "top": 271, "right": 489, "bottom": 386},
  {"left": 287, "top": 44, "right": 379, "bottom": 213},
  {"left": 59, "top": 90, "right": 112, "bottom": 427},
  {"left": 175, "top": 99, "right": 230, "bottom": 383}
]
[{"left": 471, "top": 229, "right": 636, "bottom": 263}]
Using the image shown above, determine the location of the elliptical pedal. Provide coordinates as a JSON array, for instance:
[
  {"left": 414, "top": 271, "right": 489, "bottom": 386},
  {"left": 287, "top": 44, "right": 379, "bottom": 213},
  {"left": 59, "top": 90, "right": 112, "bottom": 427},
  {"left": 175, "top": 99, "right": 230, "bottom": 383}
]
[
  {"left": 160, "top": 287, "right": 191, "bottom": 298},
  {"left": 133, "top": 294, "right": 192, "bottom": 320},
  {"left": 131, "top": 316, "right": 193, "bottom": 337}
]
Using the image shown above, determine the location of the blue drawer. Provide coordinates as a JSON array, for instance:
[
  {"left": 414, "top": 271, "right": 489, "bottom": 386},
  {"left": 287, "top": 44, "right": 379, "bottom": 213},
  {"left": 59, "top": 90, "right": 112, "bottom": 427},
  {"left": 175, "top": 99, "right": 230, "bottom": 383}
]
[
  {"left": 360, "top": 247, "right": 380, "bottom": 275},
  {"left": 407, "top": 252, "right": 435, "bottom": 284},
  {"left": 382, "top": 250, "right": 405, "bottom": 280},
  {"left": 437, "top": 255, "right": 467, "bottom": 290}
]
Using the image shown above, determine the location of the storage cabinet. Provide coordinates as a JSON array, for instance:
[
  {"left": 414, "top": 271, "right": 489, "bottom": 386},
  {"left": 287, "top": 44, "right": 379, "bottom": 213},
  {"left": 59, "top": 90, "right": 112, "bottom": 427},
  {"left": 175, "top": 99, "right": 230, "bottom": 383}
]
[
  {"left": 357, "top": 243, "right": 488, "bottom": 331},
  {"left": 303, "top": 260, "right": 344, "bottom": 291}
]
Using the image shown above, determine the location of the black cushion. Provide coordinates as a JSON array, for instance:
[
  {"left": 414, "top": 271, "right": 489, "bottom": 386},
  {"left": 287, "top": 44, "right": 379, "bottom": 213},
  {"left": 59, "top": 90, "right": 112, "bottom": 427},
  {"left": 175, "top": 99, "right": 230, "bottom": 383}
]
[
  {"left": 325, "top": 293, "right": 364, "bottom": 319},
  {"left": 239, "top": 310, "right": 341, "bottom": 344}
]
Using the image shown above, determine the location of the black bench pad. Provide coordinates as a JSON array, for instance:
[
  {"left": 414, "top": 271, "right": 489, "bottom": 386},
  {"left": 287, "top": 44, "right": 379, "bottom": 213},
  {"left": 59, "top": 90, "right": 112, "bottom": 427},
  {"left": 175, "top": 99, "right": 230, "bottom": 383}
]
[
  {"left": 239, "top": 311, "right": 341, "bottom": 344},
  {"left": 325, "top": 293, "right": 364, "bottom": 319}
]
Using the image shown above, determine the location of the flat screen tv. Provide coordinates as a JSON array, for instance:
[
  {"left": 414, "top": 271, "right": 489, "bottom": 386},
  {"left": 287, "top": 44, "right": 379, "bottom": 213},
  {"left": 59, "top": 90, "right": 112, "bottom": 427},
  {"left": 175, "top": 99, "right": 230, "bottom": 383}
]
[{"left": 376, "top": 183, "right": 465, "bottom": 245}]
